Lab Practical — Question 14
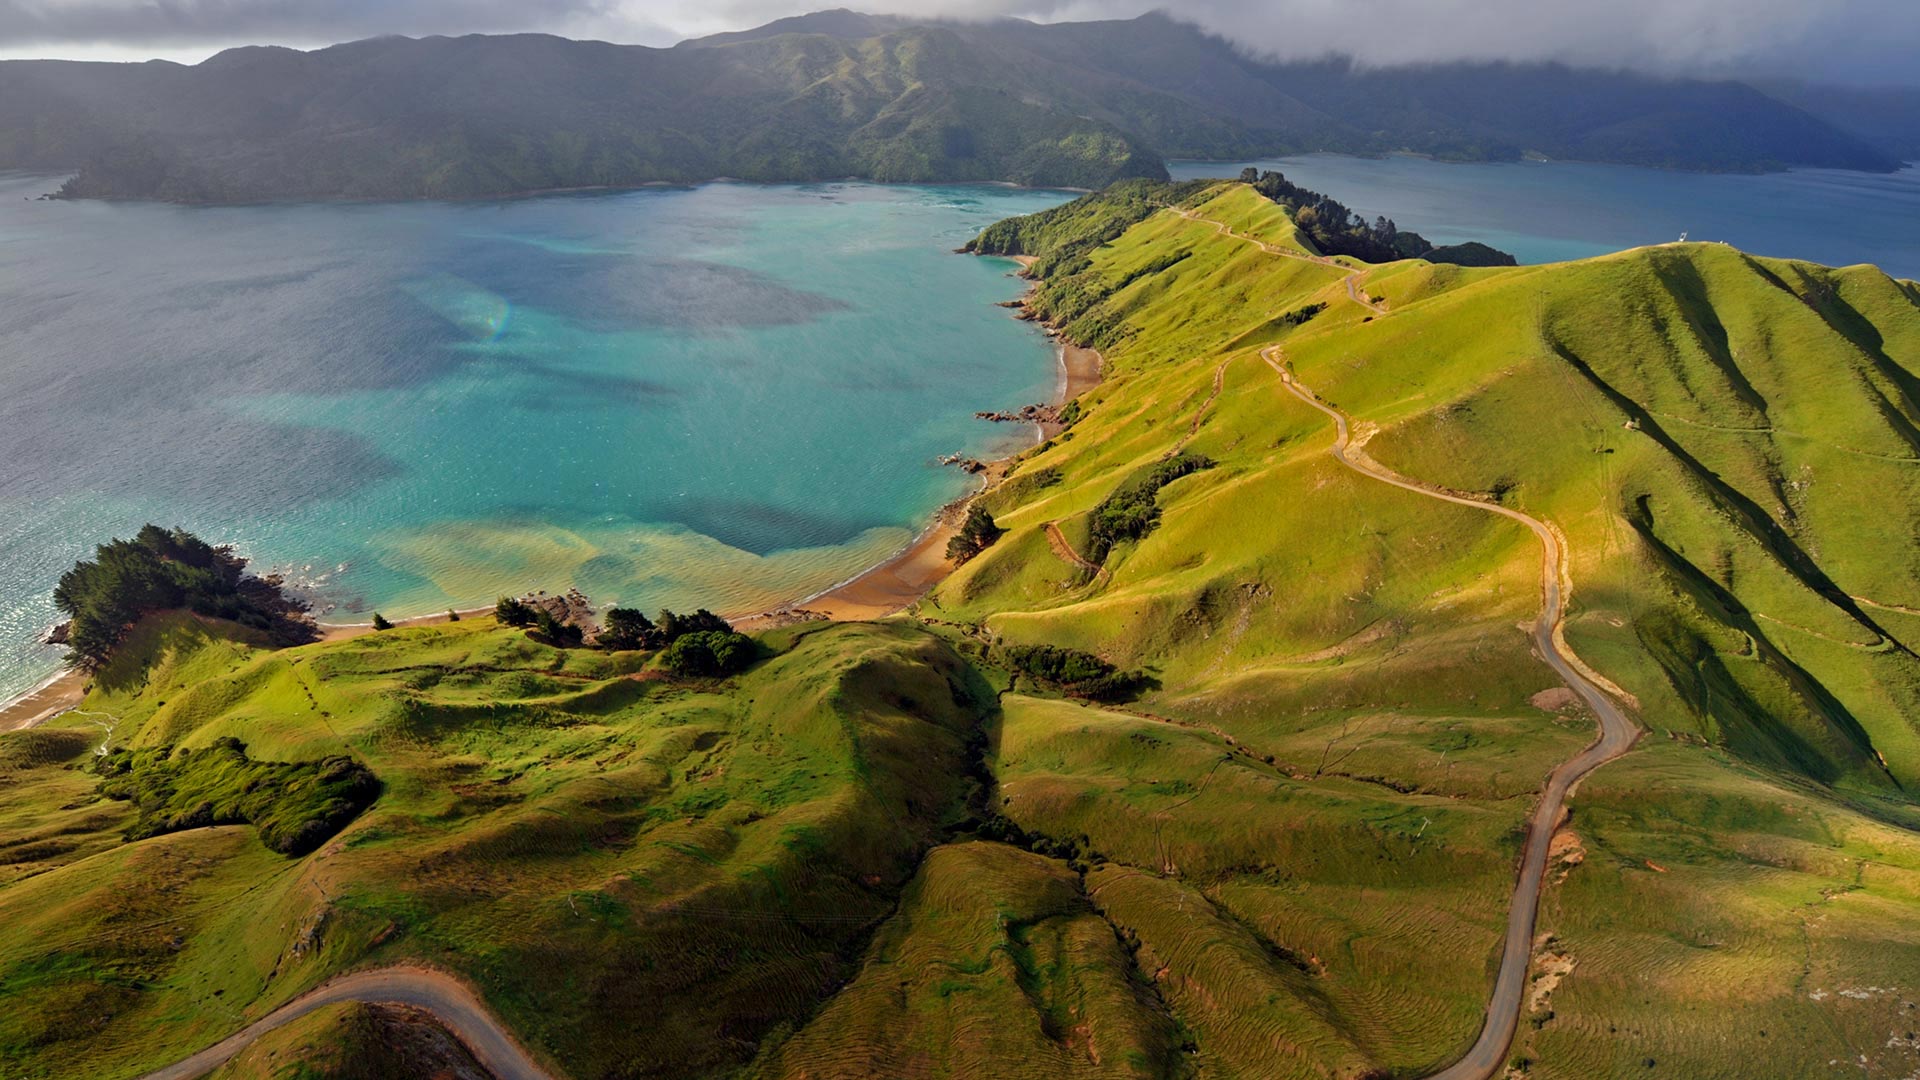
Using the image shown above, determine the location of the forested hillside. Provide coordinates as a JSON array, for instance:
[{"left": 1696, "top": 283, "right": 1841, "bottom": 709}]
[{"left": 0, "top": 10, "right": 1900, "bottom": 203}]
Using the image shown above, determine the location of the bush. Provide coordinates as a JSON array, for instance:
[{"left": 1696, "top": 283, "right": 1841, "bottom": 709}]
[
  {"left": 370, "top": 612, "right": 393, "bottom": 631},
  {"left": 1278, "top": 302, "right": 1326, "bottom": 327},
  {"left": 1086, "top": 453, "right": 1213, "bottom": 563},
  {"left": 946, "top": 506, "right": 1004, "bottom": 564},
  {"left": 1002, "top": 644, "right": 1151, "bottom": 703},
  {"left": 93, "top": 737, "right": 380, "bottom": 856},
  {"left": 494, "top": 596, "right": 536, "bottom": 627},
  {"left": 446, "top": 609, "right": 460, "bottom": 622},
  {"left": 600, "top": 607, "right": 658, "bottom": 650},
  {"left": 660, "top": 631, "right": 756, "bottom": 677},
  {"left": 657, "top": 609, "right": 731, "bottom": 642}
]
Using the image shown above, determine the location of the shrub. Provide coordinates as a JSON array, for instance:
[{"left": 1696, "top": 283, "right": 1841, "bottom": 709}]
[
  {"left": 446, "top": 609, "right": 460, "bottom": 622},
  {"left": 1003, "top": 644, "right": 1151, "bottom": 703},
  {"left": 93, "top": 737, "right": 380, "bottom": 856},
  {"left": 600, "top": 607, "right": 658, "bottom": 650},
  {"left": 1086, "top": 453, "right": 1213, "bottom": 563},
  {"left": 1278, "top": 302, "right": 1326, "bottom": 327},
  {"left": 370, "top": 612, "right": 393, "bottom": 631},
  {"left": 946, "top": 506, "right": 1004, "bottom": 564},
  {"left": 657, "top": 609, "right": 731, "bottom": 642},
  {"left": 494, "top": 596, "right": 536, "bottom": 627},
  {"left": 660, "top": 631, "right": 756, "bottom": 677}
]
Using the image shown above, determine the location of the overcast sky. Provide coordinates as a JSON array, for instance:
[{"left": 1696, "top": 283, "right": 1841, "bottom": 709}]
[{"left": 1, "top": 0, "right": 1915, "bottom": 85}]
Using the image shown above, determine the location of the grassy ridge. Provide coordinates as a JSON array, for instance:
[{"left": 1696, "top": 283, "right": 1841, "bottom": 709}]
[
  {"left": 918, "top": 179, "right": 1920, "bottom": 1075},
  {"left": 6, "top": 179, "right": 1920, "bottom": 1079},
  {"left": 756, "top": 841, "right": 1182, "bottom": 1079},
  {"left": 0, "top": 616, "right": 992, "bottom": 1079}
]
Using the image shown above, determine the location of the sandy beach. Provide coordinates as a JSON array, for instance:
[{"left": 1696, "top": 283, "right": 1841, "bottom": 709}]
[{"left": 0, "top": 669, "right": 90, "bottom": 732}]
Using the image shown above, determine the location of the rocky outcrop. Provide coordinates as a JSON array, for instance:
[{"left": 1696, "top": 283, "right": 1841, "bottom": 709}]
[{"left": 976, "top": 403, "right": 1063, "bottom": 425}]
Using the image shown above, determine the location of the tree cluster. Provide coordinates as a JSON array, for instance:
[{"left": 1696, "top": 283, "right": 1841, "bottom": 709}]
[
  {"left": 499, "top": 597, "right": 741, "bottom": 657},
  {"left": 1278, "top": 302, "right": 1327, "bottom": 327},
  {"left": 1237, "top": 169, "right": 1514, "bottom": 267},
  {"left": 946, "top": 507, "right": 1004, "bottom": 565},
  {"left": 1003, "top": 644, "right": 1150, "bottom": 703},
  {"left": 53, "top": 525, "right": 315, "bottom": 672},
  {"left": 598, "top": 606, "right": 735, "bottom": 651},
  {"left": 1087, "top": 453, "right": 1214, "bottom": 563},
  {"left": 659, "top": 630, "right": 757, "bottom": 678}
]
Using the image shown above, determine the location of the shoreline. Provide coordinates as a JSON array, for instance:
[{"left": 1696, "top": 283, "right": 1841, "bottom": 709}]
[
  {"left": 737, "top": 255, "right": 1100, "bottom": 627},
  {"left": 1, "top": 254, "right": 1100, "bottom": 726},
  {"left": 0, "top": 604, "right": 504, "bottom": 732}
]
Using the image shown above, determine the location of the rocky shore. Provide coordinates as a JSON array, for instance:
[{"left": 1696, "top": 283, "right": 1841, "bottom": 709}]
[{"left": 975, "top": 403, "right": 1064, "bottom": 425}]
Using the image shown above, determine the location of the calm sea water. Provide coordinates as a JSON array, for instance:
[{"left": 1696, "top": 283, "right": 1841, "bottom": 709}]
[
  {"left": 0, "top": 177, "right": 1073, "bottom": 702},
  {"left": 1171, "top": 155, "right": 1920, "bottom": 279}
]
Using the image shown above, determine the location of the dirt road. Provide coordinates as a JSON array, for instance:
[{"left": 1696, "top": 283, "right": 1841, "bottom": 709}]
[
  {"left": 1169, "top": 207, "right": 1387, "bottom": 314},
  {"left": 134, "top": 966, "right": 555, "bottom": 1080},
  {"left": 1262, "top": 347, "right": 1639, "bottom": 1080}
]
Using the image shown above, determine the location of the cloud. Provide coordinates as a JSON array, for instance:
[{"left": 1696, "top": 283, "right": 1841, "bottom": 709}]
[
  {"left": 0, "top": 0, "right": 679, "bottom": 56},
  {"left": 0, "top": 0, "right": 1914, "bottom": 85},
  {"left": 1157, "top": 0, "right": 1920, "bottom": 84}
]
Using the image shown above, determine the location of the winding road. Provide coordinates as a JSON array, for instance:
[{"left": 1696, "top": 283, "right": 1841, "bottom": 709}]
[
  {"left": 134, "top": 967, "right": 554, "bottom": 1080},
  {"left": 1261, "top": 346, "right": 1640, "bottom": 1080},
  {"left": 136, "top": 207, "right": 1636, "bottom": 1080}
]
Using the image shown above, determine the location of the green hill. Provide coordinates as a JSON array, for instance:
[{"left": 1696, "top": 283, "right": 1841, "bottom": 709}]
[{"left": 5, "top": 181, "right": 1920, "bottom": 1080}]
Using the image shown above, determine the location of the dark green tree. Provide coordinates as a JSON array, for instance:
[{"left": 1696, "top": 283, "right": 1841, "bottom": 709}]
[
  {"left": 660, "top": 631, "right": 756, "bottom": 677},
  {"left": 656, "top": 608, "right": 732, "bottom": 643},
  {"left": 370, "top": 613, "right": 393, "bottom": 631},
  {"left": 494, "top": 596, "right": 536, "bottom": 627},
  {"left": 52, "top": 524, "right": 313, "bottom": 671},
  {"left": 946, "top": 506, "right": 1004, "bottom": 564},
  {"left": 600, "top": 607, "right": 658, "bottom": 650}
]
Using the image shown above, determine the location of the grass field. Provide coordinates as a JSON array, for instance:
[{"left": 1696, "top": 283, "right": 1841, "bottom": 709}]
[
  {"left": 0, "top": 615, "right": 993, "bottom": 1079},
  {"left": 6, "top": 179, "right": 1920, "bottom": 1078}
]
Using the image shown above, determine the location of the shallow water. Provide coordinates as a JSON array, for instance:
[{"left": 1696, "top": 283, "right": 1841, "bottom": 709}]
[
  {"left": 1171, "top": 154, "right": 1920, "bottom": 279},
  {"left": 0, "top": 178, "right": 1072, "bottom": 701}
]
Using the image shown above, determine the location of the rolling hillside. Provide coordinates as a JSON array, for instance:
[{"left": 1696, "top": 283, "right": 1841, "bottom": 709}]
[{"left": 4, "top": 180, "right": 1920, "bottom": 1080}]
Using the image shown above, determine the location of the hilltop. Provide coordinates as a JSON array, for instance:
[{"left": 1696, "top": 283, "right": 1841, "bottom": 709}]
[
  {"left": 0, "top": 11, "right": 1900, "bottom": 203},
  {"left": 3, "top": 179, "right": 1920, "bottom": 1080}
]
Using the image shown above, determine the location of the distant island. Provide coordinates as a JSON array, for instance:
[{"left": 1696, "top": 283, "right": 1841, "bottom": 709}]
[{"left": 0, "top": 9, "right": 1905, "bottom": 204}]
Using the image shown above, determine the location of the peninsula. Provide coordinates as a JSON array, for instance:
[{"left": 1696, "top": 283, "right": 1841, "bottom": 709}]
[{"left": 3, "top": 173, "right": 1919, "bottom": 1080}]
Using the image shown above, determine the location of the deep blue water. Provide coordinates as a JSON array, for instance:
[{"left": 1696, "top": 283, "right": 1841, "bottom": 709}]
[
  {"left": 1171, "top": 155, "right": 1920, "bottom": 279},
  {"left": 0, "top": 178, "right": 1073, "bottom": 702}
]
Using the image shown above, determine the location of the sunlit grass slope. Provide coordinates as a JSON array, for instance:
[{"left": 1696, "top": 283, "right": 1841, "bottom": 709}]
[
  {"left": 0, "top": 615, "right": 992, "bottom": 1080},
  {"left": 924, "top": 179, "right": 1920, "bottom": 1076},
  {"left": 7, "top": 178, "right": 1920, "bottom": 1080},
  {"left": 944, "top": 180, "right": 1920, "bottom": 792}
]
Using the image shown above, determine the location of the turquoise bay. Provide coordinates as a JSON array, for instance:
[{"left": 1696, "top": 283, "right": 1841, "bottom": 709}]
[{"left": 0, "top": 178, "right": 1073, "bottom": 702}]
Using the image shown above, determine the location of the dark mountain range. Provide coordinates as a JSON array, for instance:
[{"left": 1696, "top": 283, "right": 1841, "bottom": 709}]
[
  {"left": 1759, "top": 81, "right": 1920, "bottom": 160},
  {"left": 0, "top": 9, "right": 1903, "bottom": 203}
]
